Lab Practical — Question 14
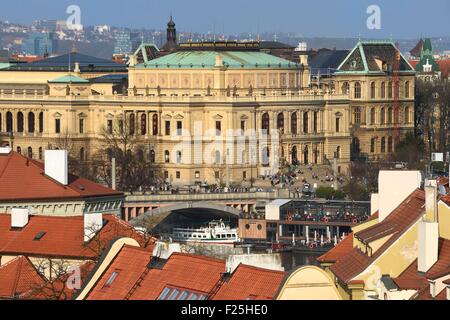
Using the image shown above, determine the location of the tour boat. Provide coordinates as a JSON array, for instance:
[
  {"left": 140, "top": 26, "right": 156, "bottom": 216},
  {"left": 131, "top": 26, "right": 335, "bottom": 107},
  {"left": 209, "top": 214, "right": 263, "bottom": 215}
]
[{"left": 171, "top": 220, "right": 240, "bottom": 245}]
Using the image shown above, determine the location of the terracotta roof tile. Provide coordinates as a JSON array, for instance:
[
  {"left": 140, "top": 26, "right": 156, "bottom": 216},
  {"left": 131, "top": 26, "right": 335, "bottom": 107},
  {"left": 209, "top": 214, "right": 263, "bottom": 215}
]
[
  {"left": 415, "top": 285, "right": 447, "bottom": 300},
  {"left": 317, "top": 233, "right": 353, "bottom": 263},
  {"left": 392, "top": 260, "right": 428, "bottom": 291},
  {"left": 0, "top": 214, "right": 150, "bottom": 259},
  {"left": 441, "top": 195, "right": 450, "bottom": 206},
  {"left": 213, "top": 264, "right": 285, "bottom": 300},
  {"left": 0, "top": 256, "right": 46, "bottom": 299},
  {"left": 331, "top": 190, "right": 425, "bottom": 284},
  {"left": 425, "top": 238, "right": 450, "bottom": 280},
  {"left": 0, "top": 151, "right": 122, "bottom": 201}
]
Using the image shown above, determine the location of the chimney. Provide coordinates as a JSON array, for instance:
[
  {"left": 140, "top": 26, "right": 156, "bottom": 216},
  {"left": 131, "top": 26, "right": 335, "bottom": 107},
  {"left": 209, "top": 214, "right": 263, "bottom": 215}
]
[
  {"left": 378, "top": 171, "right": 422, "bottom": 222},
  {"left": 418, "top": 180, "right": 439, "bottom": 273},
  {"left": 225, "top": 253, "right": 284, "bottom": 274},
  {"left": 44, "top": 150, "right": 68, "bottom": 185},
  {"left": 0, "top": 146, "right": 11, "bottom": 154},
  {"left": 152, "top": 241, "right": 181, "bottom": 259},
  {"left": 299, "top": 54, "right": 308, "bottom": 66},
  {"left": 11, "top": 208, "right": 29, "bottom": 228},
  {"left": 84, "top": 213, "right": 103, "bottom": 242}
]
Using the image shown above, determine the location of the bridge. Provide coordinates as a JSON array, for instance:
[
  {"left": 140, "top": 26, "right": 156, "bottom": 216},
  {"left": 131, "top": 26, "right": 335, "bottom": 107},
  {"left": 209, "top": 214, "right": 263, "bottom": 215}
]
[{"left": 129, "top": 201, "right": 242, "bottom": 227}]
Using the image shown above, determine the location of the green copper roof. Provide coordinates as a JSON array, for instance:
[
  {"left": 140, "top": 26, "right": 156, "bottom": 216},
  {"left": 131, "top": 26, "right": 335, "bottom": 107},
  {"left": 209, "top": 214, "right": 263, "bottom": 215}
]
[
  {"left": 136, "top": 51, "right": 298, "bottom": 69},
  {"left": 48, "top": 74, "right": 90, "bottom": 83}
]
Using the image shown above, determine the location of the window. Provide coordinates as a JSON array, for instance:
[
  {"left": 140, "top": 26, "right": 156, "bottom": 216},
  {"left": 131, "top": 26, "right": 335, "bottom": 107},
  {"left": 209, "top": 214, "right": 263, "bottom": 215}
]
[
  {"left": 195, "top": 171, "right": 200, "bottom": 179},
  {"left": 118, "top": 119, "right": 124, "bottom": 133},
  {"left": 80, "top": 147, "right": 85, "bottom": 161},
  {"left": 165, "top": 121, "right": 171, "bottom": 135},
  {"left": 176, "top": 151, "right": 182, "bottom": 163},
  {"left": 291, "top": 112, "right": 297, "bottom": 134},
  {"left": 176, "top": 171, "right": 181, "bottom": 179},
  {"left": 381, "top": 82, "right": 386, "bottom": 98},
  {"left": 353, "top": 107, "right": 362, "bottom": 124},
  {"left": 335, "top": 117, "right": 340, "bottom": 132},
  {"left": 140, "top": 113, "right": 147, "bottom": 135},
  {"left": 335, "top": 146, "right": 341, "bottom": 159},
  {"left": 261, "top": 112, "right": 270, "bottom": 133},
  {"left": 216, "top": 121, "right": 221, "bottom": 136},
  {"left": 215, "top": 171, "right": 220, "bottom": 179},
  {"left": 380, "top": 107, "right": 385, "bottom": 124},
  {"left": 28, "top": 112, "right": 35, "bottom": 133},
  {"left": 370, "top": 108, "right": 376, "bottom": 125},
  {"left": 103, "top": 271, "right": 120, "bottom": 288},
  {"left": 370, "top": 138, "right": 375, "bottom": 153},
  {"left": 277, "top": 113, "right": 284, "bottom": 133},
  {"left": 176, "top": 121, "right": 182, "bottom": 136},
  {"left": 240, "top": 120, "right": 245, "bottom": 133},
  {"left": 17, "top": 146, "right": 21, "bottom": 154},
  {"left": 107, "top": 120, "right": 113, "bottom": 134},
  {"left": 303, "top": 112, "right": 308, "bottom": 133},
  {"left": 129, "top": 113, "right": 135, "bottom": 135},
  {"left": 27, "top": 147, "right": 33, "bottom": 158},
  {"left": 370, "top": 82, "right": 376, "bottom": 99},
  {"left": 39, "top": 112, "right": 43, "bottom": 133},
  {"left": 149, "top": 150, "right": 155, "bottom": 163},
  {"left": 55, "top": 118, "right": 61, "bottom": 134},
  {"left": 152, "top": 114, "right": 158, "bottom": 135},
  {"left": 404, "top": 107, "right": 410, "bottom": 124},
  {"left": 243, "top": 171, "right": 247, "bottom": 179},
  {"left": 157, "top": 287, "right": 207, "bottom": 301},
  {"left": 388, "top": 81, "right": 393, "bottom": 98},
  {"left": 341, "top": 82, "right": 349, "bottom": 95},
  {"left": 164, "top": 150, "right": 170, "bottom": 163},
  {"left": 6, "top": 112, "right": 13, "bottom": 132},
  {"left": 38, "top": 147, "right": 43, "bottom": 160},
  {"left": 387, "top": 107, "right": 393, "bottom": 124},
  {"left": 215, "top": 150, "right": 221, "bottom": 164},
  {"left": 17, "top": 112, "right": 24, "bottom": 132},
  {"left": 79, "top": 118, "right": 84, "bottom": 134},
  {"left": 164, "top": 171, "right": 169, "bottom": 180},
  {"left": 381, "top": 137, "right": 386, "bottom": 153},
  {"left": 313, "top": 111, "right": 318, "bottom": 133},
  {"left": 354, "top": 82, "right": 361, "bottom": 98},
  {"left": 388, "top": 136, "right": 393, "bottom": 152},
  {"left": 405, "top": 81, "right": 410, "bottom": 98},
  {"left": 262, "top": 147, "right": 270, "bottom": 165}
]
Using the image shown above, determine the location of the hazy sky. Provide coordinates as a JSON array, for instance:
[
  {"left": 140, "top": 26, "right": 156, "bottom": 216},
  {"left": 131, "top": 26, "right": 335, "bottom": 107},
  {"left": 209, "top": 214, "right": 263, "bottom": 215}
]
[{"left": 1, "top": 0, "right": 449, "bottom": 38}]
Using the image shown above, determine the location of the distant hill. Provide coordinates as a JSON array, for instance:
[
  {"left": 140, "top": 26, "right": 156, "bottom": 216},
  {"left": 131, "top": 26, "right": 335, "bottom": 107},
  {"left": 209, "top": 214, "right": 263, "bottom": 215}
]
[{"left": 54, "top": 40, "right": 115, "bottom": 59}]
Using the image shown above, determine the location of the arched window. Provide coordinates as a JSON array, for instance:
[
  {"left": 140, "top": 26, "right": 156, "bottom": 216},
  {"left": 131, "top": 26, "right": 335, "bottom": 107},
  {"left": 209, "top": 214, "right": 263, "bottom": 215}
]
[
  {"left": 354, "top": 82, "right": 361, "bottom": 98},
  {"left": 38, "top": 147, "right": 43, "bottom": 160},
  {"left": 335, "top": 146, "right": 341, "bottom": 159},
  {"left": 17, "top": 112, "right": 24, "bottom": 133},
  {"left": 381, "top": 82, "right": 386, "bottom": 98},
  {"left": 214, "top": 150, "right": 221, "bottom": 164},
  {"left": 388, "top": 81, "right": 393, "bottom": 98},
  {"left": 241, "top": 149, "right": 247, "bottom": 164},
  {"left": 370, "top": 138, "right": 376, "bottom": 153},
  {"left": 381, "top": 137, "right": 386, "bottom": 153},
  {"left": 387, "top": 107, "right": 393, "bottom": 124},
  {"left": 304, "top": 145, "right": 309, "bottom": 164},
  {"left": 129, "top": 113, "right": 135, "bottom": 135},
  {"left": 303, "top": 112, "right": 309, "bottom": 133},
  {"left": 152, "top": 114, "right": 158, "bottom": 135},
  {"left": 137, "top": 149, "right": 144, "bottom": 161},
  {"left": 388, "top": 136, "right": 393, "bottom": 152},
  {"left": 79, "top": 147, "right": 85, "bottom": 161},
  {"left": 17, "top": 146, "right": 21, "bottom": 154},
  {"left": 404, "top": 107, "right": 410, "bottom": 124},
  {"left": 149, "top": 150, "right": 155, "bottom": 163},
  {"left": 27, "top": 147, "right": 33, "bottom": 158},
  {"left": 335, "top": 116, "right": 340, "bottom": 133},
  {"left": 38, "top": 112, "right": 43, "bottom": 133},
  {"left": 353, "top": 107, "right": 361, "bottom": 124},
  {"left": 313, "top": 111, "right": 318, "bottom": 132},
  {"left": 370, "top": 108, "right": 376, "bottom": 125},
  {"left": 176, "top": 150, "right": 182, "bottom": 164},
  {"left": 140, "top": 113, "right": 146, "bottom": 135},
  {"left": 341, "top": 82, "right": 349, "bottom": 95},
  {"left": 164, "top": 150, "right": 170, "bottom": 163},
  {"left": 261, "top": 112, "right": 270, "bottom": 133},
  {"left": 28, "top": 112, "right": 35, "bottom": 133},
  {"left": 405, "top": 81, "right": 410, "bottom": 98},
  {"left": 380, "top": 107, "right": 386, "bottom": 124},
  {"left": 291, "top": 112, "right": 297, "bottom": 134},
  {"left": 370, "top": 82, "right": 376, "bottom": 99},
  {"left": 277, "top": 113, "right": 284, "bottom": 133},
  {"left": 6, "top": 112, "right": 13, "bottom": 132}
]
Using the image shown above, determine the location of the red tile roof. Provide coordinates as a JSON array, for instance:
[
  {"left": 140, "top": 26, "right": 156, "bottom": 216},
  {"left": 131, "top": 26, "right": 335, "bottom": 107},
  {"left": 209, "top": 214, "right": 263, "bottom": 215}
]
[
  {"left": 409, "top": 59, "right": 450, "bottom": 79},
  {"left": 317, "top": 233, "right": 354, "bottom": 263},
  {"left": 331, "top": 189, "right": 425, "bottom": 284},
  {"left": 212, "top": 264, "right": 285, "bottom": 300},
  {"left": 393, "top": 260, "right": 429, "bottom": 291},
  {"left": 0, "top": 151, "right": 122, "bottom": 202},
  {"left": 0, "top": 214, "right": 151, "bottom": 259},
  {"left": 425, "top": 238, "right": 450, "bottom": 280},
  {"left": 443, "top": 279, "right": 450, "bottom": 285},
  {"left": 441, "top": 195, "right": 450, "bottom": 206},
  {"left": 414, "top": 285, "right": 447, "bottom": 300},
  {"left": 0, "top": 256, "right": 46, "bottom": 299}
]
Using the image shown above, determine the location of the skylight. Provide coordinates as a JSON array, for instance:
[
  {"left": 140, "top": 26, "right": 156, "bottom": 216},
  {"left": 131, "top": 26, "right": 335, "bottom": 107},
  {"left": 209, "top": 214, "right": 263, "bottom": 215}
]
[
  {"left": 103, "top": 270, "right": 120, "bottom": 288},
  {"left": 157, "top": 286, "right": 207, "bottom": 300},
  {"left": 33, "top": 231, "right": 46, "bottom": 241}
]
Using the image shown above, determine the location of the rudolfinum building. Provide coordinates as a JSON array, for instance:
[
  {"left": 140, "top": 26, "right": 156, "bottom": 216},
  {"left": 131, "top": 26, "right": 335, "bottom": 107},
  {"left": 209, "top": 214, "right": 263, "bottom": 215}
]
[{"left": 0, "top": 38, "right": 414, "bottom": 186}]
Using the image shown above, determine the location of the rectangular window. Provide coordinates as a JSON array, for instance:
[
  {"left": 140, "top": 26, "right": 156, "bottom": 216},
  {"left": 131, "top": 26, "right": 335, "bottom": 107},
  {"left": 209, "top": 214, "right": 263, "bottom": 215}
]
[
  {"left": 216, "top": 121, "right": 221, "bottom": 136},
  {"left": 335, "top": 117, "right": 340, "bottom": 133},
  {"left": 176, "top": 121, "right": 182, "bottom": 136},
  {"left": 165, "top": 121, "right": 171, "bottom": 135},
  {"left": 103, "top": 270, "right": 120, "bottom": 288},
  {"left": 55, "top": 119, "right": 61, "bottom": 134},
  {"left": 79, "top": 118, "right": 84, "bottom": 134},
  {"left": 107, "top": 120, "right": 113, "bottom": 134},
  {"left": 164, "top": 171, "right": 169, "bottom": 179},
  {"left": 118, "top": 120, "right": 124, "bottom": 133},
  {"left": 240, "top": 120, "right": 245, "bottom": 133},
  {"left": 195, "top": 171, "right": 200, "bottom": 179},
  {"left": 176, "top": 171, "right": 181, "bottom": 179},
  {"left": 243, "top": 171, "right": 247, "bottom": 179}
]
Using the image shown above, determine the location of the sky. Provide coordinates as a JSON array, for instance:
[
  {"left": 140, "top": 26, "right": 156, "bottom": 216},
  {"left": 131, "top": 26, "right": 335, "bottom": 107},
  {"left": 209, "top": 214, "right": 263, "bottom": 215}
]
[{"left": 1, "top": 0, "right": 449, "bottom": 38}]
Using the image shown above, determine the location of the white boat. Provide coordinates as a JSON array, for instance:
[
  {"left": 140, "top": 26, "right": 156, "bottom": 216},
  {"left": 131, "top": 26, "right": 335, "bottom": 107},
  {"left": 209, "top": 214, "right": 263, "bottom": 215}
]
[{"left": 171, "top": 220, "right": 240, "bottom": 245}]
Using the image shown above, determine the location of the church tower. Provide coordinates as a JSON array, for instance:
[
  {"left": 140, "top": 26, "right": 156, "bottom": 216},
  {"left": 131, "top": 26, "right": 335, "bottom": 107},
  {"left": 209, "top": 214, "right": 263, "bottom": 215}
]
[{"left": 162, "top": 16, "right": 177, "bottom": 52}]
